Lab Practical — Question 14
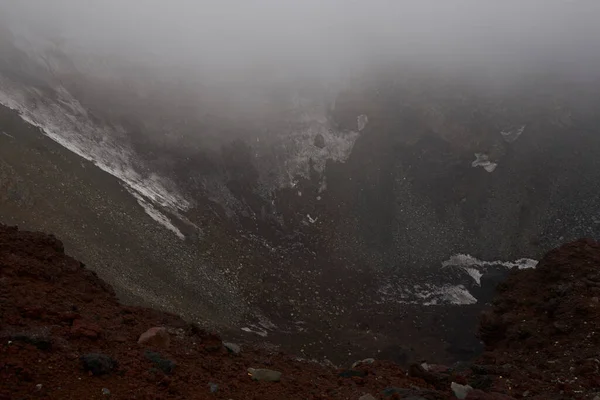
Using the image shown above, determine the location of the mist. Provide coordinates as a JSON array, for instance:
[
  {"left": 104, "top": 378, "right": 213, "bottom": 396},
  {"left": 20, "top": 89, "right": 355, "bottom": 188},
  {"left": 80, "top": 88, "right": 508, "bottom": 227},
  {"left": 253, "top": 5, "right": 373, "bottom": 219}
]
[
  {"left": 3, "top": 0, "right": 600, "bottom": 82},
  {"left": 4, "top": 0, "right": 600, "bottom": 372}
]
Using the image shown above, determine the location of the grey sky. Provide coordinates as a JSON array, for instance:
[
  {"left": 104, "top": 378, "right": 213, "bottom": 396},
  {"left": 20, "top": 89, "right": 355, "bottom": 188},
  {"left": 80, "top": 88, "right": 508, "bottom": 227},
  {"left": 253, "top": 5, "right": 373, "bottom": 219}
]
[{"left": 2, "top": 0, "right": 599, "bottom": 79}]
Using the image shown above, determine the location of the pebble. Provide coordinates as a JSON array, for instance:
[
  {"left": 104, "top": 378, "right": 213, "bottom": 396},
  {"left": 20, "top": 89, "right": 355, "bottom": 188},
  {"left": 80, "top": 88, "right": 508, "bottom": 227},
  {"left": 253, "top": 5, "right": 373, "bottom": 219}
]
[
  {"left": 102, "top": 388, "right": 111, "bottom": 396},
  {"left": 35, "top": 384, "right": 42, "bottom": 391},
  {"left": 223, "top": 342, "right": 240, "bottom": 354},
  {"left": 451, "top": 382, "right": 473, "bottom": 399},
  {"left": 208, "top": 382, "right": 218, "bottom": 393},
  {"left": 248, "top": 368, "right": 282, "bottom": 382},
  {"left": 358, "top": 394, "right": 376, "bottom": 400}
]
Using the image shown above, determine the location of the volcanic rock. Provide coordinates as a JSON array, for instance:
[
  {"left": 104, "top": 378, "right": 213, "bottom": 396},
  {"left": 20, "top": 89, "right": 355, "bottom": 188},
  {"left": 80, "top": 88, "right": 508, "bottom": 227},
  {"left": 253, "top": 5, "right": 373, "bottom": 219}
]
[{"left": 138, "top": 326, "right": 170, "bottom": 348}]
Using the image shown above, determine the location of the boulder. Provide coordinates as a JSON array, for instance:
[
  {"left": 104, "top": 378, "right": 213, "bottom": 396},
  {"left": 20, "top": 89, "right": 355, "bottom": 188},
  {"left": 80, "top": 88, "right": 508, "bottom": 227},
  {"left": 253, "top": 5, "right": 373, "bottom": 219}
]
[
  {"left": 138, "top": 327, "right": 170, "bottom": 348},
  {"left": 80, "top": 353, "right": 117, "bottom": 376},
  {"left": 451, "top": 382, "right": 473, "bottom": 399},
  {"left": 314, "top": 133, "right": 326, "bottom": 148}
]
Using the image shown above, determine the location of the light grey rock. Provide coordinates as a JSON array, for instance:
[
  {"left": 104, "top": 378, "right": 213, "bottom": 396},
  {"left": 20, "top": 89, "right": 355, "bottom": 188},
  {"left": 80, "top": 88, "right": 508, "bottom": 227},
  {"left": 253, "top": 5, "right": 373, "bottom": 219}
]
[
  {"left": 451, "top": 382, "right": 473, "bottom": 399},
  {"left": 248, "top": 368, "right": 282, "bottom": 382},
  {"left": 223, "top": 342, "right": 241, "bottom": 354}
]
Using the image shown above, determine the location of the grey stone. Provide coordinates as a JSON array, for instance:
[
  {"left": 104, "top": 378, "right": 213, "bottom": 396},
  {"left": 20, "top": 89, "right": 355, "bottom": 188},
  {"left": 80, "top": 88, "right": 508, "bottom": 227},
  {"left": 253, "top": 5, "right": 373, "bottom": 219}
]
[
  {"left": 208, "top": 382, "right": 218, "bottom": 393},
  {"left": 248, "top": 368, "right": 282, "bottom": 382},
  {"left": 451, "top": 382, "right": 473, "bottom": 399},
  {"left": 223, "top": 342, "right": 241, "bottom": 354},
  {"left": 102, "top": 388, "right": 111, "bottom": 396}
]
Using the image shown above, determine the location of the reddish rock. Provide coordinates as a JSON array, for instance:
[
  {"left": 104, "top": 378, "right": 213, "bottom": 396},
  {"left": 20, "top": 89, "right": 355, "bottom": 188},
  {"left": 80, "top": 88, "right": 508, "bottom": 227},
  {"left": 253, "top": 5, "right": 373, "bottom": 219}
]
[
  {"left": 58, "top": 312, "right": 80, "bottom": 322},
  {"left": 138, "top": 327, "right": 170, "bottom": 348},
  {"left": 70, "top": 319, "right": 101, "bottom": 339}
]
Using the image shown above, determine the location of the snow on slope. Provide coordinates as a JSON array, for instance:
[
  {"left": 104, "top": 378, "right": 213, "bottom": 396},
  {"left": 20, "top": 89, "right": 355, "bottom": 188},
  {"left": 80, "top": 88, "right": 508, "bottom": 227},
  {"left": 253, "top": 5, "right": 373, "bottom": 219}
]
[
  {"left": 379, "top": 254, "right": 538, "bottom": 306},
  {"left": 0, "top": 77, "right": 194, "bottom": 238},
  {"left": 443, "top": 253, "right": 538, "bottom": 285}
]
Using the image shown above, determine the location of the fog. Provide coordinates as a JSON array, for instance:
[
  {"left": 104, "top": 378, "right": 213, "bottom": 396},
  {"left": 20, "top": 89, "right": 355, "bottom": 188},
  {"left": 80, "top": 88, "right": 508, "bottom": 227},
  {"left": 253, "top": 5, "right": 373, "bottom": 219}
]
[{"left": 2, "top": 0, "right": 600, "bottom": 81}]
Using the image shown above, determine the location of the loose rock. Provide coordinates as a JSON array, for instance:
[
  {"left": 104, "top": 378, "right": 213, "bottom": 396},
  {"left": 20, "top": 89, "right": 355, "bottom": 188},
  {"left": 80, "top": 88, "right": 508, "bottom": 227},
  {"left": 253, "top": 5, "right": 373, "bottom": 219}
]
[
  {"left": 138, "top": 327, "right": 170, "bottom": 348},
  {"left": 452, "top": 382, "right": 473, "bottom": 399},
  {"left": 71, "top": 320, "right": 102, "bottom": 339},
  {"left": 223, "top": 342, "right": 240, "bottom": 354},
  {"left": 248, "top": 368, "right": 282, "bottom": 382},
  {"left": 314, "top": 133, "right": 326, "bottom": 148},
  {"left": 80, "top": 353, "right": 117, "bottom": 376}
]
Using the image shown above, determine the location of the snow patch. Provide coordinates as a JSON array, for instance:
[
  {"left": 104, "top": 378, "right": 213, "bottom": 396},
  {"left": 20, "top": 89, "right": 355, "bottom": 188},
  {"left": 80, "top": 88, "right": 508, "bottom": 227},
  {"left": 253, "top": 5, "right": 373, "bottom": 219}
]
[
  {"left": 377, "top": 282, "right": 478, "bottom": 306},
  {"left": 0, "top": 78, "right": 196, "bottom": 239},
  {"left": 501, "top": 125, "right": 526, "bottom": 143},
  {"left": 257, "top": 112, "right": 361, "bottom": 195},
  {"left": 126, "top": 188, "right": 185, "bottom": 239},
  {"left": 472, "top": 153, "right": 497, "bottom": 172},
  {"left": 442, "top": 253, "right": 538, "bottom": 286},
  {"left": 307, "top": 214, "right": 318, "bottom": 224},
  {"left": 241, "top": 326, "right": 268, "bottom": 337},
  {"left": 357, "top": 114, "right": 368, "bottom": 131},
  {"left": 416, "top": 284, "right": 478, "bottom": 306}
]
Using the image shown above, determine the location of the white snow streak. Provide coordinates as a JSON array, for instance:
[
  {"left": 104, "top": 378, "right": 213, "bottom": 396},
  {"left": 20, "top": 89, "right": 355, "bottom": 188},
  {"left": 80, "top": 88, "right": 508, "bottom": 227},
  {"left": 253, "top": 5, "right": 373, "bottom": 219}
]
[{"left": 0, "top": 79, "right": 195, "bottom": 239}]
